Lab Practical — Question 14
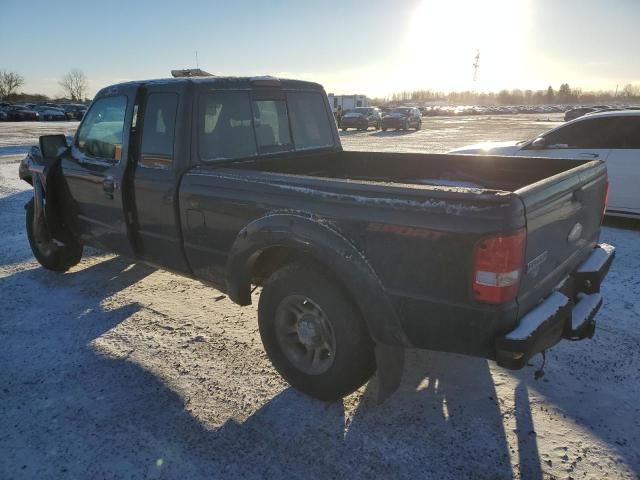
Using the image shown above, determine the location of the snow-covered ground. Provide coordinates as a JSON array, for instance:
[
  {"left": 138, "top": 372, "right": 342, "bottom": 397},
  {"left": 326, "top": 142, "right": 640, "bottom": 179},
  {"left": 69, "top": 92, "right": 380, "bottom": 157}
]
[{"left": 0, "top": 119, "right": 638, "bottom": 479}]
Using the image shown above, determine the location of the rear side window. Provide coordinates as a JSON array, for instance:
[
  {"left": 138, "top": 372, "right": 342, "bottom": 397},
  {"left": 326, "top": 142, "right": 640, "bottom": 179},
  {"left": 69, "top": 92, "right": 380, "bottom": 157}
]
[
  {"left": 76, "top": 96, "right": 127, "bottom": 161},
  {"left": 252, "top": 99, "right": 292, "bottom": 153},
  {"left": 140, "top": 92, "right": 178, "bottom": 169},
  {"left": 287, "top": 92, "right": 335, "bottom": 150},
  {"left": 610, "top": 117, "right": 640, "bottom": 149},
  {"left": 541, "top": 117, "right": 620, "bottom": 149},
  {"left": 199, "top": 92, "right": 257, "bottom": 161}
]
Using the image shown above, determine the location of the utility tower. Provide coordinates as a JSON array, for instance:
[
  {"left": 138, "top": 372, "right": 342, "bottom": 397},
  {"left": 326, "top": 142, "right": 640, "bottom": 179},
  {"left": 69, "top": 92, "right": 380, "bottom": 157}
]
[{"left": 472, "top": 49, "right": 480, "bottom": 83}]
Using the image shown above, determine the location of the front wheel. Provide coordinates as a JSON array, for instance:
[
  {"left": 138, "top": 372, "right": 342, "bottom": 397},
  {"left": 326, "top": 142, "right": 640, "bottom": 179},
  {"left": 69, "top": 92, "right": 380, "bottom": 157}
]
[
  {"left": 258, "top": 262, "right": 375, "bottom": 401},
  {"left": 26, "top": 198, "right": 83, "bottom": 272}
]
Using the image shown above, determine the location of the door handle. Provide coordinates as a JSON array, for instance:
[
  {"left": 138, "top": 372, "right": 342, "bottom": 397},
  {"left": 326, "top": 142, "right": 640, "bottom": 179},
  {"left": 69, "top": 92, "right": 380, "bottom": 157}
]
[{"left": 103, "top": 177, "right": 115, "bottom": 199}]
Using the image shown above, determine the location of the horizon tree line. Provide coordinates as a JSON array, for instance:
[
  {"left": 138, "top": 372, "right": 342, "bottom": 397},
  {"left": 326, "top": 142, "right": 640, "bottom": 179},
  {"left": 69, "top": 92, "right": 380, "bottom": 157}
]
[{"left": 373, "top": 82, "right": 640, "bottom": 106}]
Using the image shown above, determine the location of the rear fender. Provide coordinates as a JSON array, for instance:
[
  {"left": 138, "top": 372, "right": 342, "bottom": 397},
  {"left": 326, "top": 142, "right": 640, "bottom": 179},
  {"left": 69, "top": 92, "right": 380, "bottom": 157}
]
[{"left": 226, "top": 213, "right": 409, "bottom": 347}]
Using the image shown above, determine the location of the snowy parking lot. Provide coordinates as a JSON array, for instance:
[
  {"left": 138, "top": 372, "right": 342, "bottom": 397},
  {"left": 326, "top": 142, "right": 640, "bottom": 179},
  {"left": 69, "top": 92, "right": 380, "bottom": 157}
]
[{"left": 1, "top": 118, "right": 639, "bottom": 479}]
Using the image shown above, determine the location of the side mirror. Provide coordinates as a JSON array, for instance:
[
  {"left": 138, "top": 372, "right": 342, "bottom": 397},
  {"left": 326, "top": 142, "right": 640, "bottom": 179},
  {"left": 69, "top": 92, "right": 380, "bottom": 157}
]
[
  {"left": 39, "top": 134, "right": 68, "bottom": 159},
  {"left": 529, "top": 137, "right": 546, "bottom": 150}
]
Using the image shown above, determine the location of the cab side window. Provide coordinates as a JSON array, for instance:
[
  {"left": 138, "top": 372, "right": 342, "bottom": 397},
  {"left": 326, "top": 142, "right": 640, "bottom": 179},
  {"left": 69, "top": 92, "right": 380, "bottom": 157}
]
[
  {"left": 287, "top": 92, "right": 334, "bottom": 150},
  {"left": 76, "top": 96, "right": 127, "bottom": 161},
  {"left": 140, "top": 93, "right": 178, "bottom": 169},
  {"left": 199, "top": 92, "right": 257, "bottom": 161}
]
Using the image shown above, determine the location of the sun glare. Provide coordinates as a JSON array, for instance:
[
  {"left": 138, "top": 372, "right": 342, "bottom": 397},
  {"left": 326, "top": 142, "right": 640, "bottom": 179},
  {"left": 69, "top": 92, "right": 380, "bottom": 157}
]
[{"left": 398, "top": 0, "right": 531, "bottom": 92}]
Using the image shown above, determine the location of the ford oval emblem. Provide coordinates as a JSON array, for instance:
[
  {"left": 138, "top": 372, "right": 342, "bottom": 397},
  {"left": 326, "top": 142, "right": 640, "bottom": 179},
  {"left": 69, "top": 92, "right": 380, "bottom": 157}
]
[{"left": 567, "top": 222, "right": 583, "bottom": 243}]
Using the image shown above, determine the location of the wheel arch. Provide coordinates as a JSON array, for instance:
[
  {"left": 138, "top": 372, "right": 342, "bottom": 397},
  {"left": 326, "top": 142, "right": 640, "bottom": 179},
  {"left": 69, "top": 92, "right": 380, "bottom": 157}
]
[{"left": 225, "top": 213, "right": 409, "bottom": 346}]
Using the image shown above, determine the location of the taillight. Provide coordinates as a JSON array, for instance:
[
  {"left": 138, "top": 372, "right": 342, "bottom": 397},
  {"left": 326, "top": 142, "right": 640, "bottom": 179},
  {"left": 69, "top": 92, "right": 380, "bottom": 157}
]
[{"left": 472, "top": 230, "right": 526, "bottom": 304}]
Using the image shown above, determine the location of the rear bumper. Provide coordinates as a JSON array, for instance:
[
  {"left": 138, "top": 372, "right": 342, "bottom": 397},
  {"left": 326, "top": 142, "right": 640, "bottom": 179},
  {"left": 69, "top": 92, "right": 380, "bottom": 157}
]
[
  {"left": 382, "top": 119, "right": 406, "bottom": 128},
  {"left": 496, "top": 243, "right": 615, "bottom": 369}
]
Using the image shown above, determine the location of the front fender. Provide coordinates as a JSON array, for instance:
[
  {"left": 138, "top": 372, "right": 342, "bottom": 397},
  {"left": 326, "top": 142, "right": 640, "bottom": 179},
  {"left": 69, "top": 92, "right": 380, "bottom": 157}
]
[
  {"left": 18, "top": 146, "right": 41, "bottom": 185},
  {"left": 20, "top": 149, "right": 76, "bottom": 245},
  {"left": 226, "top": 213, "right": 409, "bottom": 347}
]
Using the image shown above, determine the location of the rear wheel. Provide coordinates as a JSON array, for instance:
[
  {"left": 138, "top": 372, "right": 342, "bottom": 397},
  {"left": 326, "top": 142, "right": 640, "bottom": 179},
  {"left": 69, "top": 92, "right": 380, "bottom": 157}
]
[
  {"left": 415, "top": 120, "right": 422, "bottom": 130},
  {"left": 26, "top": 198, "right": 83, "bottom": 272},
  {"left": 258, "top": 262, "right": 375, "bottom": 401}
]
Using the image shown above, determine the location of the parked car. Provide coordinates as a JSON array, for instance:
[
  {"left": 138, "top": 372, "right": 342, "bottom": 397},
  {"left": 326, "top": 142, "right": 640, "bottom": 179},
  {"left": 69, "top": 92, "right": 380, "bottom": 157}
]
[
  {"left": 564, "top": 106, "right": 608, "bottom": 121},
  {"left": 381, "top": 107, "right": 422, "bottom": 131},
  {"left": 6, "top": 106, "right": 40, "bottom": 121},
  {"left": 450, "top": 110, "right": 640, "bottom": 218},
  {"left": 34, "top": 106, "right": 67, "bottom": 121},
  {"left": 61, "top": 104, "right": 87, "bottom": 120},
  {"left": 0, "top": 109, "right": 7, "bottom": 121},
  {"left": 20, "top": 75, "right": 613, "bottom": 402},
  {"left": 339, "top": 107, "right": 382, "bottom": 131}
]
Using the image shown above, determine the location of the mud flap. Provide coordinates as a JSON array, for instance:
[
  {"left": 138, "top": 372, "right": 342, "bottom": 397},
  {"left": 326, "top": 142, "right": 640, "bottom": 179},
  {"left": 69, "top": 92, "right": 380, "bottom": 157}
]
[{"left": 374, "top": 343, "right": 405, "bottom": 404}]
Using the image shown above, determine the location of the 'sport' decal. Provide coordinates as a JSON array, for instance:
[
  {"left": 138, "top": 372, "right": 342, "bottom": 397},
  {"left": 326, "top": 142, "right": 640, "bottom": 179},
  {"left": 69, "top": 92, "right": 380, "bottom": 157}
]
[{"left": 367, "top": 223, "right": 446, "bottom": 240}]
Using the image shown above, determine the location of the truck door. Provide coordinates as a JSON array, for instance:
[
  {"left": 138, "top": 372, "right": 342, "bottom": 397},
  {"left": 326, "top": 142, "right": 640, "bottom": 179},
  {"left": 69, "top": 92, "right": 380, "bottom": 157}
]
[
  {"left": 60, "top": 87, "right": 136, "bottom": 257},
  {"left": 130, "top": 84, "right": 191, "bottom": 274}
]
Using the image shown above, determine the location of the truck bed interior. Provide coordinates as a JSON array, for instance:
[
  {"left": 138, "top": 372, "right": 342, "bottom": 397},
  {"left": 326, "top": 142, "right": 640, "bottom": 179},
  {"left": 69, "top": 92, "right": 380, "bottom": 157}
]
[{"left": 230, "top": 151, "right": 589, "bottom": 192}]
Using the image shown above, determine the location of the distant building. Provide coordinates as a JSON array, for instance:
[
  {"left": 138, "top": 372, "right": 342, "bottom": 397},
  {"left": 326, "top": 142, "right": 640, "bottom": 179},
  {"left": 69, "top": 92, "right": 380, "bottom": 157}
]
[{"left": 327, "top": 94, "right": 368, "bottom": 114}]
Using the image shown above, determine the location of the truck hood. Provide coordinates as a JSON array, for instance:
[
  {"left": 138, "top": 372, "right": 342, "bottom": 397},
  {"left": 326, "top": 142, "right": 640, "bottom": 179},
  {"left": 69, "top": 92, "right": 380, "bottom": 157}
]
[{"left": 449, "top": 141, "right": 523, "bottom": 155}]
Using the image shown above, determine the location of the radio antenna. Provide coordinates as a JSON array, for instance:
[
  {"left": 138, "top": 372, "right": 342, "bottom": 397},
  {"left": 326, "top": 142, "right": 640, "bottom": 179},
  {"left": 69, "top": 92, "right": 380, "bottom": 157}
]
[{"left": 472, "top": 49, "right": 480, "bottom": 83}]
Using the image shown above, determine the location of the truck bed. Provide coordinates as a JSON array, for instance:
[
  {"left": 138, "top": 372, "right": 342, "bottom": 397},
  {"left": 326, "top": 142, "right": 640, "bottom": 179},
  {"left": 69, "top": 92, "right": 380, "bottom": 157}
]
[
  {"left": 230, "top": 151, "right": 582, "bottom": 193},
  {"left": 181, "top": 150, "right": 607, "bottom": 360}
]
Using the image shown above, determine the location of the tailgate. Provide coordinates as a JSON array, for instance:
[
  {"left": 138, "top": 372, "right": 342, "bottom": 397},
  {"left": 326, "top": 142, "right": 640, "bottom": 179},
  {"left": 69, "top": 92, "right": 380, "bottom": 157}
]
[{"left": 515, "top": 160, "right": 608, "bottom": 314}]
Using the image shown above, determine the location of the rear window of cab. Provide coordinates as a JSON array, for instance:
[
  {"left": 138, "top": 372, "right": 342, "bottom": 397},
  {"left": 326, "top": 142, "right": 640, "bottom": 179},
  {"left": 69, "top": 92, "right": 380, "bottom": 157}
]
[{"left": 198, "top": 91, "right": 334, "bottom": 161}]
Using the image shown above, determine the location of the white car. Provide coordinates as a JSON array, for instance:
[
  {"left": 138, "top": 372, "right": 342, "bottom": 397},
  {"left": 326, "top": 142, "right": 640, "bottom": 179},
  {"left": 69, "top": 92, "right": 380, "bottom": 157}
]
[{"left": 450, "top": 110, "right": 640, "bottom": 218}]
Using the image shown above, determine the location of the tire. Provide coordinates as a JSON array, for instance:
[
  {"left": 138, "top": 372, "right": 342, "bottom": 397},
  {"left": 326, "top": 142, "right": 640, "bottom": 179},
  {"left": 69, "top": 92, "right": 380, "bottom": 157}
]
[
  {"left": 415, "top": 121, "right": 422, "bottom": 130},
  {"left": 342, "top": 127, "right": 347, "bottom": 131},
  {"left": 26, "top": 198, "right": 83, "bottom": 272},
  {"left": 402, "top": 120, "right": 408, "bottom": 131},
  {"left": 258, "top": 262, "right": 375, "bottom": 401}
]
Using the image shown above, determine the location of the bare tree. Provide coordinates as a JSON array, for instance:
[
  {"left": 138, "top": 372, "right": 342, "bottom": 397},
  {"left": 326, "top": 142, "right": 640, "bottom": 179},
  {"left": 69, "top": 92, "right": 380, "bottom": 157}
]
[
  {"left": 0, "top": 70, "right": 25, "bottom": 99},
  {"left": 59, "top": 69, "right": 88, "bottom": 101},
  {"left": 621, "top": 84, "right": 640, "bottom": 98}
]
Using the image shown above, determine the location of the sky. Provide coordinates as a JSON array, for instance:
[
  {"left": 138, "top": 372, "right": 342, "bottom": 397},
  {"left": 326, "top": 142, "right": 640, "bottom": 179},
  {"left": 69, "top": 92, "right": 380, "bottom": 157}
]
[{"left": 1, "top": 0, "right": 639, "bottom": 98}]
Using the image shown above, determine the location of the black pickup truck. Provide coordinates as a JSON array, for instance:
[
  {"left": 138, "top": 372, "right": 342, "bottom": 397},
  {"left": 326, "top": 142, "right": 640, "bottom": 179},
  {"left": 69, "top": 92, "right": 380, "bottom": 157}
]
[{"left": 20, "top": 76, "right": 614, "bottom": 401}]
